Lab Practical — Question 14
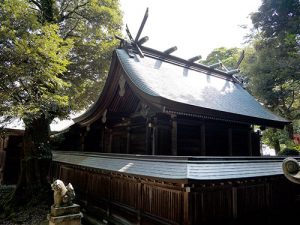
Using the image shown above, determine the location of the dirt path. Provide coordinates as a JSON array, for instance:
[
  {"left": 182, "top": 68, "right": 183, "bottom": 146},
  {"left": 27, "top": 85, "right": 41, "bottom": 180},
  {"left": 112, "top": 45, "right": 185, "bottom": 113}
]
[{"left": 0, "top": 186, "right": 49, "bottom": 225}]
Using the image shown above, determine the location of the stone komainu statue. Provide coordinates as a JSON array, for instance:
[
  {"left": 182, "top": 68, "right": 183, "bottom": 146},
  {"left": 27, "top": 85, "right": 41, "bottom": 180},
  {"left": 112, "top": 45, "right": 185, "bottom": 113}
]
[
  {"left": 282, "top": 157, "right": 300, "bottom": 184},
  {"left": 51, "top": 179, "right": 75, "bottom": 207}
]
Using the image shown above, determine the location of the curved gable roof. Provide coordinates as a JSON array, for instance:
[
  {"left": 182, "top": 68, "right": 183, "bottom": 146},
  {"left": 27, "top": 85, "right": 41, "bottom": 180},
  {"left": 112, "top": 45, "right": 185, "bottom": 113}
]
[
  {"left": 116, "top": 48, "right": 289, "bottom": 128},
  {"left": 75, "top": 47, "right": 289, "bottom": 128}
]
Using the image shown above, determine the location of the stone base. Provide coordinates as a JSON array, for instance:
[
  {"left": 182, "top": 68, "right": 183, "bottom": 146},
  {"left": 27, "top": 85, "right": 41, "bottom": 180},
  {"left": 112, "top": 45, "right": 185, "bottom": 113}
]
[
  {"left": 48, "top": 204, "right": 83, "bottom": 225},
  {"left": 51, "top": 204, "right": 80, "bottom": 217},
  {"left": 48, "top": 213, "right": 82, "bottom": 225}
]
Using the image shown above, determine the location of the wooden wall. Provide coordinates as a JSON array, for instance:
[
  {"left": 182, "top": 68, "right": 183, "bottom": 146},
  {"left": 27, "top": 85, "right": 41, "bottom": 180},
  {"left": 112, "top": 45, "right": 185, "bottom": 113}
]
[
  {"left": 1, "top": 134, "right": 23, "bottom": 184},
  {"left": 59, "top": 112, "right": 261, "bottom": 156},
  {"left": 51, "top": 161, "right": 300, "bottom": 225},
  {"left": 174, "top": 116, "right": 260, "bottom": 156}
]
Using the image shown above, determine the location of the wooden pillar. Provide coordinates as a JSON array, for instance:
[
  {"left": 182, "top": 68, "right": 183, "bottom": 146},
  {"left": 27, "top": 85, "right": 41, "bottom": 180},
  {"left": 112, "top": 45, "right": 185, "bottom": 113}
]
[
  {"left": 126, "top": 127, "right": 131, "bottom": 154},
  {"left": 137, "top": 182, "right": 142, "bottom": 224},
  {"left": 152, "top": 126, "right": 158, "bottom": 155},
  {"left": 200, "top": 124, "right": 206, "bottom": 156},
  {"left": 171, "top": 115, "right": 177, "bottom": 156},
  {"left": 228, "top": 128, "right": 233, "bottom": 156},
  {"left": 232, "top": 186, "right": 237, "bottom": 219},
  {"left": 183, "top": 186, "right": 191, "bottom": 225},
  {"left": 108, "top": 129, "right": 112, "bottom": 153},
  {"left": 145, "top": 121, "right": 152, "bottom": 155},
  {"left": 248, "top": 129, "right": 253, "bottom": 156},
  {"left": 151, "top": 117, "right": 158, "bottom": 155},
  {"left": 100, "top": 126, "right": 105, "bottom": 152},
  {"left": 0, "top": 137, "right": 3, "bottom": 151},
  {"left": 80, "top": 132, "right": 85, "bottom": 151}
]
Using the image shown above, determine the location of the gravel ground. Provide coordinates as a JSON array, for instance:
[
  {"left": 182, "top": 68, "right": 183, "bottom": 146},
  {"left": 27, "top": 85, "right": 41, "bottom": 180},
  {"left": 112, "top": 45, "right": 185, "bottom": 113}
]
[{"left": 0, "top": 186, "right": 49, "bottom": 225}]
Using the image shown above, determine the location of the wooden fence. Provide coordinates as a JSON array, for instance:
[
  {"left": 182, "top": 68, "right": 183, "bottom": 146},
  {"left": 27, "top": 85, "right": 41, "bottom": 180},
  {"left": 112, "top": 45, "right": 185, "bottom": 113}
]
[{"left": 51, "top": 153, "right": 300, "bottom": 225}]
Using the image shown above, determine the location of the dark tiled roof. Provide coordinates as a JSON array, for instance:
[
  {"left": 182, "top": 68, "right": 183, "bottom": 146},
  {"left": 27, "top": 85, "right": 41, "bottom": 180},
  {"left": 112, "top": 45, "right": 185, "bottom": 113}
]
[
  {"left": 116, "top": 49, "right": 289, "bottom": 127},
  {"left": 53, "top": 151, "right": 294, "bottom": 181}
]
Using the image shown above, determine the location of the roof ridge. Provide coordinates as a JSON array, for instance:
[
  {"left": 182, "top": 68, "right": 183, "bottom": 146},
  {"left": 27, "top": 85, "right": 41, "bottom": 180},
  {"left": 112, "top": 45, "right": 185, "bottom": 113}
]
[
  {"left": 141, "top": 46, "right": 234, "bottom": 80},
  {"left": 118, "top": 43, "right": 235, "bottom": 81}
]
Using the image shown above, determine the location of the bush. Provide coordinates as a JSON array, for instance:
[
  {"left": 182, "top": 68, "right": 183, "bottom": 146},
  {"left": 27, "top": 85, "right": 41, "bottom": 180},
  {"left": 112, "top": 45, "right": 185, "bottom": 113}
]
[{"left": 278, "top": 148, "right": 300, "bottom": 156}]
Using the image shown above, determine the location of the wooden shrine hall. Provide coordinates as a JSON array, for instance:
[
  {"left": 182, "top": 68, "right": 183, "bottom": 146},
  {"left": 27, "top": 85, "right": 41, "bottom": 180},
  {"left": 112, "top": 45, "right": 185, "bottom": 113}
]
[
  {"left": 51, "top": 9, "right": 299, "bottom": 225},
  {"left": 59, "top": 44, "right": 288, "bottom": 157}
]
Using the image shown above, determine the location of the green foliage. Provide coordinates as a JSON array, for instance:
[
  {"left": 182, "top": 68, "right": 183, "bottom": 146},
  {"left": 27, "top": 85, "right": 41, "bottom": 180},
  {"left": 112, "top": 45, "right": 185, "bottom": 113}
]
[
  {"left": 202, "top": 47, "right": 242, "bottom": 70},
  {"left": 243, "top": 39, "right": 300, "bottom": 121},
  {"left": 243, "top": 0, "right": 300, "bottom": 151},
  {"left": 0, "top": 0, "right": 122, "bottom": 206},
  {"left": 251, "top": 0, "right": 300, "bottom": 39},
  {"left": 294, "top": 120, "right": 300, "bottom": 134},
  {"left": 262, "top": 128, "right": 287, "bottom": 146},
  {"left": 54, "top": 0, "right": 123, "bottom": 110},
  {"left": 247, "top": 0, "right": 300, "bottom": 120},
  {"left": 0, "top": 0, "right": 73, "bottom": 121},
  {"left": 278, "top": 147, "right": 299, "bottom": 156},
  {"left": 0, "top": 0, "right": 122, "bottom": 121}
]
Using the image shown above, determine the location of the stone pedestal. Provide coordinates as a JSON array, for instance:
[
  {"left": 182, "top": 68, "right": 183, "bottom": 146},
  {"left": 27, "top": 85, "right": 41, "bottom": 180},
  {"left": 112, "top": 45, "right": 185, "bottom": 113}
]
[{"left": 48, "top": 204, "right": 83, "bottom": 225}]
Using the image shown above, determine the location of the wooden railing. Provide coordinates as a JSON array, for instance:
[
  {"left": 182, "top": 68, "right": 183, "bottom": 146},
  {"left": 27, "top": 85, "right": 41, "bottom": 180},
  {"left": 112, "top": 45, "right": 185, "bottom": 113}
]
[{"left": 51, "top": 151, "right": 300, "bottom": 225}]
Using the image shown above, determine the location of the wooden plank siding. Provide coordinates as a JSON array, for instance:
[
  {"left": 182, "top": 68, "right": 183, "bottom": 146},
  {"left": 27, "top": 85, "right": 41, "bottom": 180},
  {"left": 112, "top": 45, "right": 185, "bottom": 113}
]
[
  {"left": 52, "top": 163, "right": 185, "bottom": 224},
  {"left": 142, "top": 184, "right": 183, "bottom": 223},
  {"left": 73, "top": 113, "right": 261, "bottom": 157},
  {"left": 50, "top": 157, "right": 300, "bottom": 225}
]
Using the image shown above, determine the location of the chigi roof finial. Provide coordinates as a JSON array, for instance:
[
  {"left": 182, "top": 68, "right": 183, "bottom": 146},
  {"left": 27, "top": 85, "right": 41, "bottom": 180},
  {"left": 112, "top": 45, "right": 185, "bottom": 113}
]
[{"left": 123, "top": 8, "right": 149, "bottom": 58}]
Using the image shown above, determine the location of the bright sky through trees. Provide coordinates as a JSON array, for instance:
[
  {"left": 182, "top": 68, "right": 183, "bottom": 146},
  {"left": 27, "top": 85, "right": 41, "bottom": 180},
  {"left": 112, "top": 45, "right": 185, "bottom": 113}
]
[{"left": 120, "top": 0, "right": 261, "bottom": 59}]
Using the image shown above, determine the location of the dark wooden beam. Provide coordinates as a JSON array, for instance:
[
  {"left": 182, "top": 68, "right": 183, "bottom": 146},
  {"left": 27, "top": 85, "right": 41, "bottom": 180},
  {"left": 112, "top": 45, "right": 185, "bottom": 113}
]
[
  {"left": 248, "top": 130, "right": 253, "bottom": 156},
  {"left": 183, "top": 186, "right": 191, "bottom": 225},
  {"left": 145, "top": 121, "right": 152, "bottom": 155},
  {"left": 232, "top": 187, "right": 237, "bottom": 219},
  {"left": 151, "top": 126, "right": 157, "bottom": 155},
  {"left": 151, "top": 118, "right": 158, "bottom": 155},
  {"left": 171, "top": 115, "right": 177, "bottom": 156},
  {"left": 80, "top": 132, "right": 85, "bottom": 151},
  {"left": 200, "top": 124, "right": 206, "bottom": 156},
  {"left": 100, "top": 126, "right": 105, "bottom": 153},
  {"left": 164, "top": 46, "right": 177, "bottom": 55},
  {"left": 108, "top": 128, "right": 112, "bottom": 153},
  {"left": 135, "top": 8, "right": 149, "bottom": 42},
  {"left": 126, "top": 127, "right": 131, "bottom": 154},
  {"left": 228, "top": 128, "right": 233, "bottom": 156}
]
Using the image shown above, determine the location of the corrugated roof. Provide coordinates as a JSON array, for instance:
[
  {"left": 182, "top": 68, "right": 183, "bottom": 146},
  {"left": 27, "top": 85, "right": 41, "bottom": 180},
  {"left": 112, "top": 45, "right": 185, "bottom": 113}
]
[
  {"left": 53, "top": 151, "right": 294, "bottom": 181},
  {"left": 116, "top": 48, "right": 289, "bottom": 127}
]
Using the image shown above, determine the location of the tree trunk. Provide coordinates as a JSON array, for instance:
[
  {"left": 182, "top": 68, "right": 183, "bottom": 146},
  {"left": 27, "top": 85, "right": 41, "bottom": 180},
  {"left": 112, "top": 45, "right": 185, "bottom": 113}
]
[
  {"left": 274, "top": 139, "right": 281, "bottom": 155},
  {"left": 285, "top": 123, "right": 294, "bottom": 140},
  {"left": 9, "top": 114, "right": 52, "bottom": 206}
]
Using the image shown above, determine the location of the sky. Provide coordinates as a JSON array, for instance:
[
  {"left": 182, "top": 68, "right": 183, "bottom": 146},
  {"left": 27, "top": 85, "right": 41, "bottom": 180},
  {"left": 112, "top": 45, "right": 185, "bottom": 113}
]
[{"left": 119, "top": 0, "right": 262, "bottom": 59}]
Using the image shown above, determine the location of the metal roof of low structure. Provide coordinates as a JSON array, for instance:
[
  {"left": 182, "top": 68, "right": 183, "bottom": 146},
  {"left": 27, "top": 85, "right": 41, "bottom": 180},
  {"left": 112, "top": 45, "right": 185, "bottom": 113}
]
[{"left": 53, "top": 151, "right": 296, "bottom": 181}]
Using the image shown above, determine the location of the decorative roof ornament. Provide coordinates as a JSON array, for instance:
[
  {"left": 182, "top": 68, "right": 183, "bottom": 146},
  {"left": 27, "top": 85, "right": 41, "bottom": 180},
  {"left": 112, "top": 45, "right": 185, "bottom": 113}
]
[
  {"left": 116, "top": 9, "right": 247, "bottom": 84},
  {"left": 163, "top": 46, "right": 178, "bottom": 55},
  {"left": 121, "top": 8, "right": 150, "bottom": 58},
  {"left": 219, "top": 50, "right": 244, "bottom": 75},
  {"left": 188, "top": 55, "right": 202, "bottom": 63},
  {"left": 216, "top": 50, "right": 245, "bottom": 84},
  {"left": 282, "top": 157, "right": 300, "bottom": 184},
  {"left": 209, "top": 62, "right": 222, "bottom": 69}
]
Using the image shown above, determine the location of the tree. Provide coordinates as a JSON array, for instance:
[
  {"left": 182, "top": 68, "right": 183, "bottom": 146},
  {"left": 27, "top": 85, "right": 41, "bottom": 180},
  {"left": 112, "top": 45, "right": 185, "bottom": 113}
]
[
  {"left": 251, "top": 0, "right": 300, "bottom": 40},
  {"left": 0, "top": 0, "right": 122, "bottom": 208},
  {"left": 201, "top": 47, "right": 242, "bottom": 70},
  {"left": 244, "top": 0, "right": 300, "bottom": 152}
]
